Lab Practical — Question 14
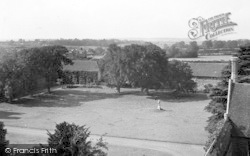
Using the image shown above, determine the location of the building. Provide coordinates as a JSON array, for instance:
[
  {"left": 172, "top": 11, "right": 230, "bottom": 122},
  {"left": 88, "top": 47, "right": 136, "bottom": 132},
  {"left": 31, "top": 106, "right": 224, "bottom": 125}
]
[
  {"left": 205, "top": 57, "right": 250, "bottom": 156},
  {"left": 63, "top": 60, "right": 101, "bottom": 84}
]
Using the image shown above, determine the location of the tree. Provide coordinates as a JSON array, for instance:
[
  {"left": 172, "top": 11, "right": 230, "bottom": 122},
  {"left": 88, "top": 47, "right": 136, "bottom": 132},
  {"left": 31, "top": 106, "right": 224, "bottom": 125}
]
[
  {"left": 0, "top": 122, "right": 9, "bottom": 156},
  {"left": 27, "top": 46, "right": 73, "bottom": 93},
  {"left": 0, "top": 52, "right": 31, "bottom": 100},
  {"left": 103, "top": 44, "right": 127, "bottom": 93},
  {"left": 137, "top": 44, "right": 169, "bottom": 93},
  {"left": 168, "top": 60, "right": 196, "bottom": 94},
  {"left": 47, "top": 122, "right": 107, "bottom": 156},
  {"left": 186, "top": 41, "right": 199, "bottom": 58},
  {"left": 166, "top": 41, "right": 198, "bottom": 58},
  {"left": 166, "top": 44, "right": 181, "bottom": 58},
  {"left": 202, "top": 40, "right": 213, "bottom": 49},
  {"left": 225, "top": 40, "right": 238, "bottom": 49},
  {"left": 212, "top": 40, "right": 225, "bottom": 49},
  {"left": 237, "top": 46, "right": 250, "bottom": 83},
  {"left": 204, "top": 46, "right": 250, "bottom": 150},
  {"left": 123, "top": 44, "right": 169, "bottom": 94}
]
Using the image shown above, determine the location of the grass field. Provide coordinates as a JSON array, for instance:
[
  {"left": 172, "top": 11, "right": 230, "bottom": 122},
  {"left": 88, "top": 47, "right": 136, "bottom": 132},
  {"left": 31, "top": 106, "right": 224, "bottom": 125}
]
[{"left": 0, "top": 87, "right": 210, "bottom": 155}]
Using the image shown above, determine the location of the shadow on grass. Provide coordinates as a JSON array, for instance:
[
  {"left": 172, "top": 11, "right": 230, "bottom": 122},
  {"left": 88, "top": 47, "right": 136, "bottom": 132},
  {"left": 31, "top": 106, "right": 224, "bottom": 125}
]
[
  {"left": 12, "top": 90, "right": 122, "bottom": 107},
  {"left": 147, "top": 92, "right": 208, "bottom": 103},
  {"left": 0, "top": 111, "right": 23, "bottom": 119}
]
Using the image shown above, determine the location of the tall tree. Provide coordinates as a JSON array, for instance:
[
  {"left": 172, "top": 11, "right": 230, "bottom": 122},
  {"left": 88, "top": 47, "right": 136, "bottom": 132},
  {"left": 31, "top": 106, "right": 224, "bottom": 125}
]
[
  {"left": 168, "top": 60, "right": 196, "bottom": 94},
  {"left": 124, "top": 44, "right": 169, "bottom": 94},
  {"left": 187, "top": 41, "right": 199, "bottom": 58},
  {"left": 0, "top": 52, "right": 29, "bottom": 100},
  {"left": 27, "top": 46, "right": 73, "bottom": 93},
  {"left": 103, "top": 44, "right": 127, "bottom": 93}
]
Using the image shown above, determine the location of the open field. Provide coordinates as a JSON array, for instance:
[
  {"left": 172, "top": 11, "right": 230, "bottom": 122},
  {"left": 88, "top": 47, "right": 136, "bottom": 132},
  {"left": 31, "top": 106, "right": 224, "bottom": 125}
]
[
  {"left": 0, "top": 87, "right": 210, "bottom": 155},
  {"left": 189, "top": 62, "right": 228, "bottom": 78}
]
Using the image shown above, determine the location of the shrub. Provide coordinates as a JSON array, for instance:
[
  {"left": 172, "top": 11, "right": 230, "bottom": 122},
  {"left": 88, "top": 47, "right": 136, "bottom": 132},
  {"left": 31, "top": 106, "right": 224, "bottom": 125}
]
[
  {"left": 0, "top": 122, "right": 9, "bottom": 156},
  {"left": 203, "top": 84, "right": 213, "bottom": 93},
  {"left": 47, "top": 122, "right": 108, "bottom": 156}
]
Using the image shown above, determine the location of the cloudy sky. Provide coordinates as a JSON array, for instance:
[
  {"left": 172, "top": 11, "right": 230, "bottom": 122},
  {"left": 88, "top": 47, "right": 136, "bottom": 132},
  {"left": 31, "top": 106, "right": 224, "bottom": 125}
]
[{"left": 0, "top": 0, "right": 249, "bottom": 40}]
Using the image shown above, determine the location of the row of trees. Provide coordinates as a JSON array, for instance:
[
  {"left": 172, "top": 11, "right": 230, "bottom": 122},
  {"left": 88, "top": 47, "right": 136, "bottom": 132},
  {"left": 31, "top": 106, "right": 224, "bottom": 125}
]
[
  {"left": 6, "top": 38, "right": 142, "bottom": 47},
  {"left": 204, "top": 45, "right": 250, "bottom": 150},
  {"left": 164, "top": 41, "right": 199, "bottom": 58},
  {"left": 201, "top": 39, "right": 250, "bottom": 50},
  {"left": 0, "top": 46, "right": 72, "bottom": 101},
  {"left": 101, "top": 43, "right": 196, "bottom": 94}
]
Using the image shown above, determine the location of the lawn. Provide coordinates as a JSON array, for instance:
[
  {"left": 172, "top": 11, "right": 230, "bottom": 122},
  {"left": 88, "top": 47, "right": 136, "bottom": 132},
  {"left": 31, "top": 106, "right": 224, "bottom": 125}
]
[{"left": 0, "top": 86, "right": 211, "bottom": 155}]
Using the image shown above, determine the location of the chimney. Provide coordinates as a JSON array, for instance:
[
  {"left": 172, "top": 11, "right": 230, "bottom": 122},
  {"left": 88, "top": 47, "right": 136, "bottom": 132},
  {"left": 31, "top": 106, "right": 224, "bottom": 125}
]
[{"left": 231, "top": 57, "right": 238, "bottom": 83}]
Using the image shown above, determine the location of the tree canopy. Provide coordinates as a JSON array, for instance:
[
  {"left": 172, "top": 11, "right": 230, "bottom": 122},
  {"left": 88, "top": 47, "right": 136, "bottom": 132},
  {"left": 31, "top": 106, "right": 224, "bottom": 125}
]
[
  {"left": 0, "top": 45, "right": 72, "bottom": 101},
  {"left": 102, "top": 43, "right": 196, "bottom": 94},
  {"left": 166, "top": 41, "right": 199, "bottom": 58}
]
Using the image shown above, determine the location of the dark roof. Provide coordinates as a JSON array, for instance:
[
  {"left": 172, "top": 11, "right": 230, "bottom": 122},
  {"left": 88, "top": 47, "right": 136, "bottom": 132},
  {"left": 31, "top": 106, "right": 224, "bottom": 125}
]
[
  {"left": 188, "top": 62, "right": 228, "bottom": 78},
  {"left": 229, "top": 83, "right": 250, "bottom": 137},
  {"left": 64, "top": 60, "right": 99, "bottom": 72}
]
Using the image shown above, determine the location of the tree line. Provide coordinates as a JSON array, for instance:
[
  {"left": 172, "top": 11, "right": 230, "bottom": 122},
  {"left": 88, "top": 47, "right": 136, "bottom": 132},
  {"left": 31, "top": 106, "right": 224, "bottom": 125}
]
[
  {"left": 5, "top": 38, "right": 143, "bottom": 47},
  {"left": 201, "top": 39, "right": 250, "bottom": 50},
  {"left": 0, "top": 45, "right": 72, "bottom": 102},
  {"left": 164, "top": 41, "right": 199, "bottom": 58},
  {"left": 101, "top": 43, "right": 196, "bottom": 94}
]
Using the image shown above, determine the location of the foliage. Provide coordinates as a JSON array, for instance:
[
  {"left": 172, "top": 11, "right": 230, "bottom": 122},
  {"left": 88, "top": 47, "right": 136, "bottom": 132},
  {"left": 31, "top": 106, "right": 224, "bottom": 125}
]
[
  {"left": 103, "top": 43, "right": 170, "bottom": 93},
  {"left": 204, "top": 46, "right": 250, "bottom": 151},
  {"left": 23, "top": 46, "right": 73, "bottom": 93},
  {"left": 168, "top": 60, "right": 196, "bottom": 93},
  {"left": 102, "top": 43, "right": 195, "bottom": 94},
  {"left": 102, "top": 44, "right": 127, "bottom": 93},
  {"left": 236, "top": 46, "right": 250, "bottom": 83},
  {"left": 0, "top": 122, "right": 9, "bottom": 156},
  {"left": 125, "top": 44, "right": 169, "bottom": 93},
  {"left": 203, "top": 84, "right": 213, "bottom": 93},
  {"left": 166, "top": 41, "right": 199, "bottom": 58},
  {"left": 47, "top": 122, "right": 108, "bottom": 156},
  {"left": 202, "top": 40, "right": 213, "bottom": 49},
  {"left": 0, "top": 45, "right": 72, "bottom": 101},
  {"left": 0, "top": 51, "right": 37, "bottom": 100}
]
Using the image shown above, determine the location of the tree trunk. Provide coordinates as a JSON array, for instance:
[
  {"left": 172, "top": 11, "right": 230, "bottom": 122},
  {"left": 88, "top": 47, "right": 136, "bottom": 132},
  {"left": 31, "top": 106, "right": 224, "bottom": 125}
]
[
  {"left": 47, "top": 80, "right": 51, "bottom": 94},
  {"left": 145, "top": 88, "right": 149, "bottom": 95},
  {"left": 116, "top": 86, "right": 121, "bottom": 93},
  {"left": 47, "top": 86, "right": 51, "bottom": 94},
  {"left": 141, "top": 87, "right": 144, "bottom": 92}
]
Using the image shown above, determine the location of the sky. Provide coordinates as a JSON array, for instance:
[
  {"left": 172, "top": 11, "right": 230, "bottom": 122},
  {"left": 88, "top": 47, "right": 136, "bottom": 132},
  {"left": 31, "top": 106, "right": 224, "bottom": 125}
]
[{"left": 0, "top": 0, "right": 249, "bottom": 40}]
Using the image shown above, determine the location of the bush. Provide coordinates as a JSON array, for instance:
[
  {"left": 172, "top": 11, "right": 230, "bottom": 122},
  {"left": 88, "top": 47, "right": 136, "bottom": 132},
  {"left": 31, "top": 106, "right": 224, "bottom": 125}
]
[
  {"left": 47, "top": 122, "right": 108, "bottom": 156},
  {"left": 203, "top": 84, "right": 213, "bottom": 93},
  {"left": 0, "top": 122, "right": 9, "bottom": 156}
]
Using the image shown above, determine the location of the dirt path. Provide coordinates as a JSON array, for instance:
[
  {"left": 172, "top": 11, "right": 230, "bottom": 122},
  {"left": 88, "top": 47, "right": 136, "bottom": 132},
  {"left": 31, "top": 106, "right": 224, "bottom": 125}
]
[{"left": 6, "top": 126, "right": 205, "bottom": 156}]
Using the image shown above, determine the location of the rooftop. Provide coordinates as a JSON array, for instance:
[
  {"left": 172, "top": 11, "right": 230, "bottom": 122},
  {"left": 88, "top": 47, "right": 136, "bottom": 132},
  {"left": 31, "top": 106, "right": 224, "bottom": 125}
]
[{"left": 229, "top": 82, "right": 250, "bottom": 137}]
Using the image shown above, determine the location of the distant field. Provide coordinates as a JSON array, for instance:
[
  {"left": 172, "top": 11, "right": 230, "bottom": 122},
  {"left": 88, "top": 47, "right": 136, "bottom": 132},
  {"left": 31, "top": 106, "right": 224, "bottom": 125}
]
[
  {"left": 169, "top": 55, "right": 232, "bottom": 62},
  {"left": 188, "top": 62, "right": 228, "bottom": 78}
]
